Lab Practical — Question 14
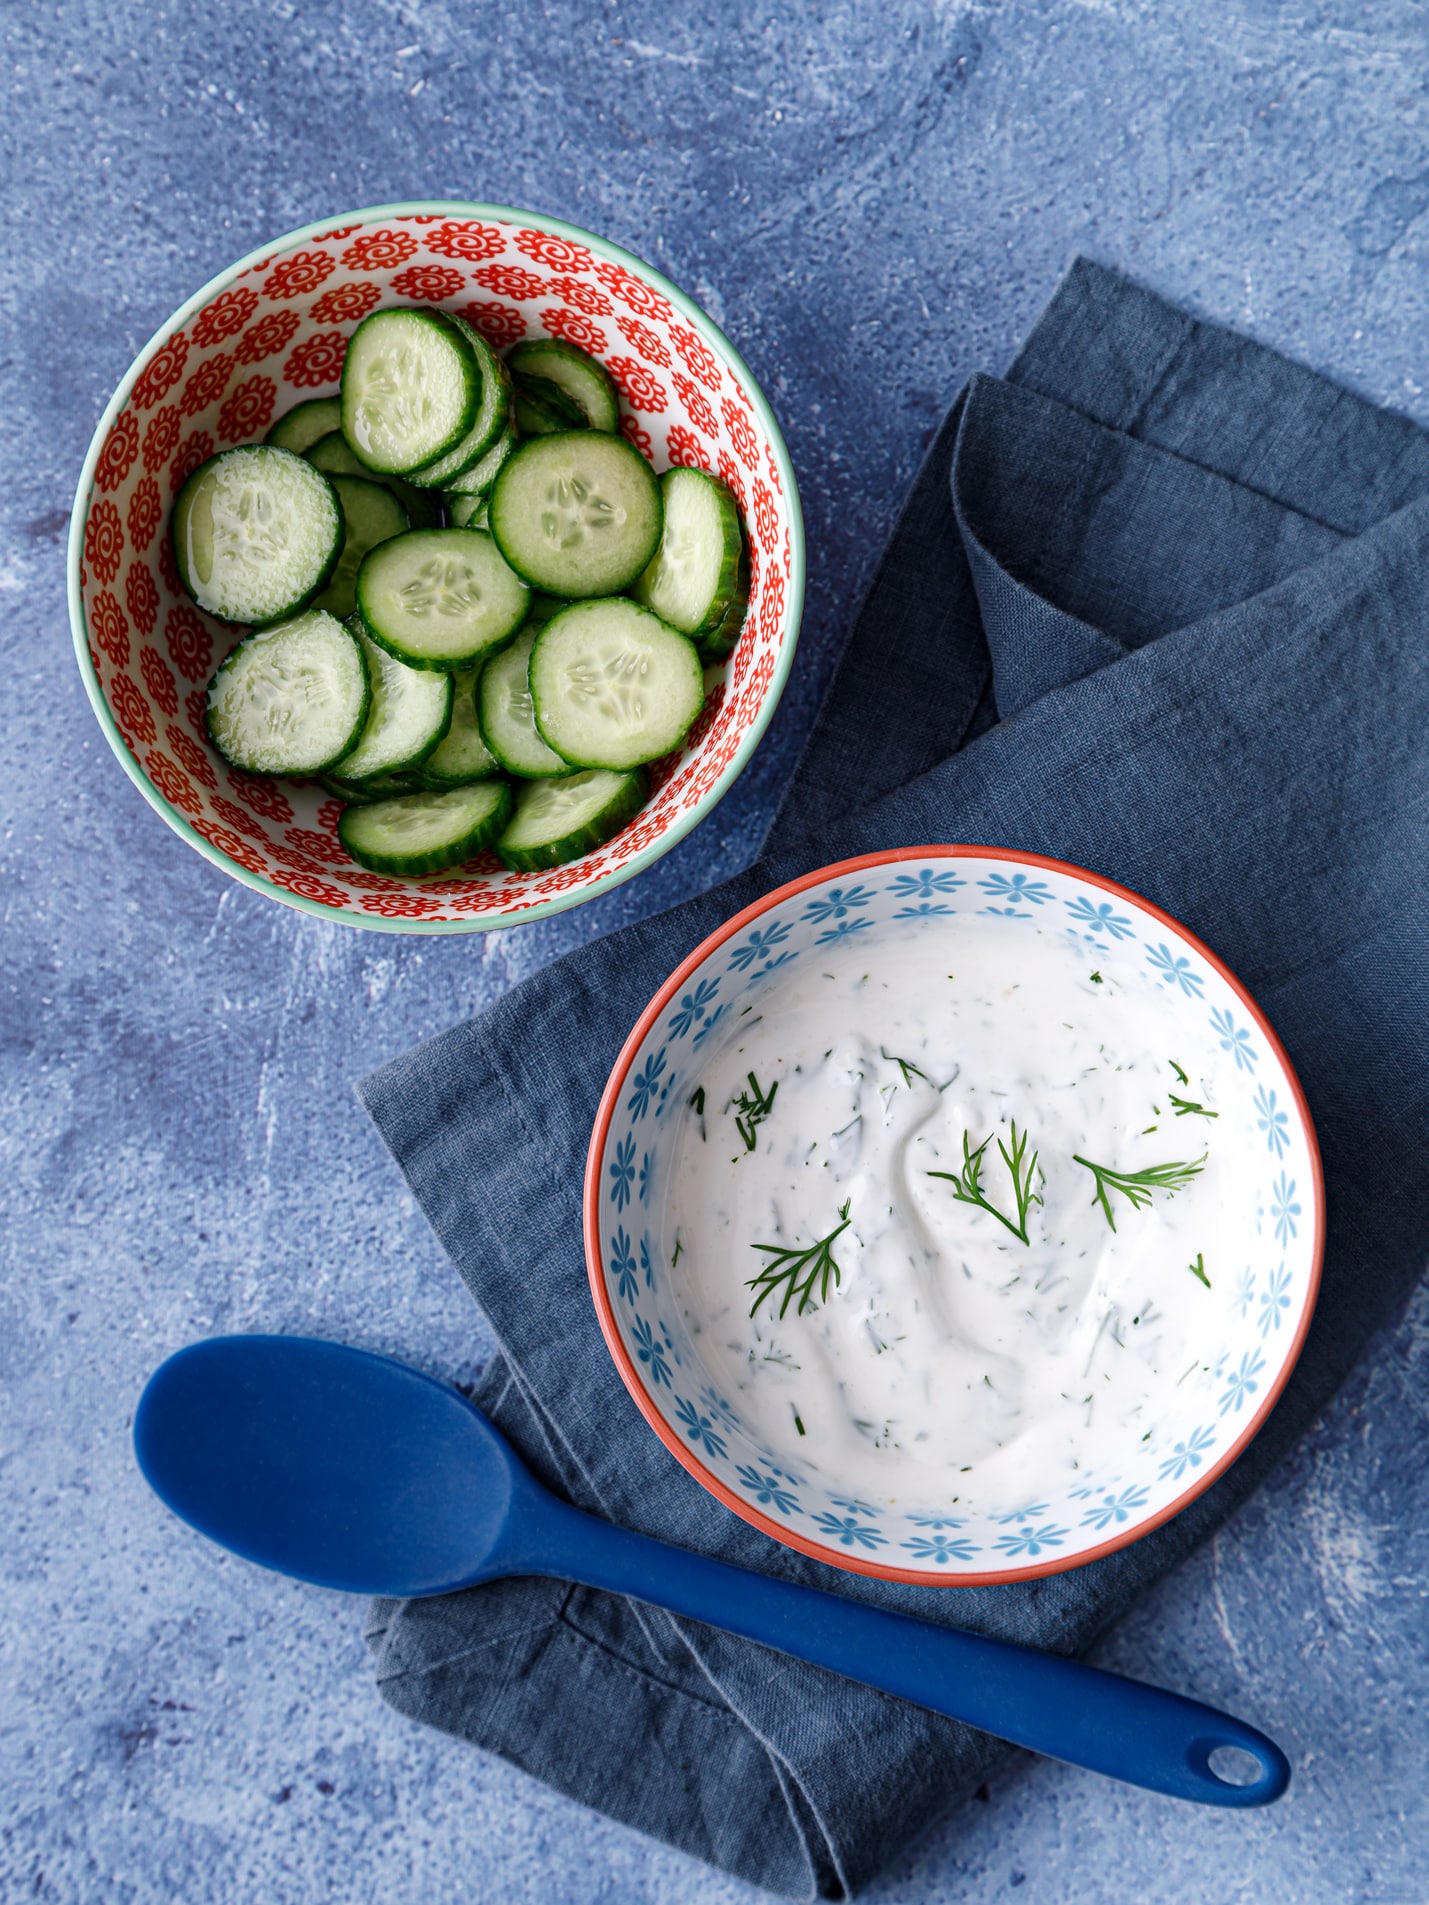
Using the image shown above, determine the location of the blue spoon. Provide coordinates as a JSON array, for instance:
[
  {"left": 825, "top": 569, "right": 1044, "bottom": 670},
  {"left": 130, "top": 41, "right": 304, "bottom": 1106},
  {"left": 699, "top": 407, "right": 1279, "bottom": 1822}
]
[{"left": 134, "top": 1336, "right": 1290, "bottom": 1807}]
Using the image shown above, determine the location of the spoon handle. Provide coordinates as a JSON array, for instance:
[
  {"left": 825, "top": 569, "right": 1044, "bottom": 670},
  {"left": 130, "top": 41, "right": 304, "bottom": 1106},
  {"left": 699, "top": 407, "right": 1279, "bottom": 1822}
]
[{"left": 524, "top": 1497, "right": 1288, "bottom": 1806}]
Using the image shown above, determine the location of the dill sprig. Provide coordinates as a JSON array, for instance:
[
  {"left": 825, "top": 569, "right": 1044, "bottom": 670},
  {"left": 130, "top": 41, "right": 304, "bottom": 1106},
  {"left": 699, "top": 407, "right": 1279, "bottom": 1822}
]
[
  {"left": 731, "top": 1071, "right": 778, "bottom": 1152},
  {"left": 747, "top": 1200, "right": 852, "bottom": 1318},
  {"left": 1073, "top": 1151, "right": 1207, "bottom": 1231},
  {"left": 880, "top": 1048, "right": 929, "bottom": 1088},
  {"left": 1188, "top": 1252, "right": 1211, "bottom": 1288},
  {"left": 928, "top": 1121, "right": 1042, "bottom": 1246},
  {"left": 1168, "top": 1093, "right": 1218, "bottom": 1120}
]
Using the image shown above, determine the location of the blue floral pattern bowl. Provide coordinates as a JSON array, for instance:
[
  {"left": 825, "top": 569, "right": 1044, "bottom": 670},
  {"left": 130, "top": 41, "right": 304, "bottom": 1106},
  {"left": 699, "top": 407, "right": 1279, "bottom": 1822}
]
[{"left": 585, "top": 847, "right": 1324, "bottom": 1585}]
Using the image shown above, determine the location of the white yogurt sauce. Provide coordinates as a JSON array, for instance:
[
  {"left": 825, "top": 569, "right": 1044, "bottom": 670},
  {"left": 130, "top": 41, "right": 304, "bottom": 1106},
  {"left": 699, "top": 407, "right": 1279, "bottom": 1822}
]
[{"left": 664, "top": 918, "right": 1251, "bottom": 1510}]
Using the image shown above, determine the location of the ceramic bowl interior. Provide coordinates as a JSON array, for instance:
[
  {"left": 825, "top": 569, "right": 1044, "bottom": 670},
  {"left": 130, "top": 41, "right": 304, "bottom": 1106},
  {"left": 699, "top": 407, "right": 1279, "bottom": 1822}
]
[
  {"left": 587, "top": 847, "right": 1323, "bottom": 1586},
  {"left": 69, "top": 202, "right": 802, "bottom": 931}
]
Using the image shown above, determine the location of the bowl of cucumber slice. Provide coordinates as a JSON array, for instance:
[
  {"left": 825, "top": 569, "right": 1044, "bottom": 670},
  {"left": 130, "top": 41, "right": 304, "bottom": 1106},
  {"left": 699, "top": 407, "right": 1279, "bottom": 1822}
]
[{"left": 70, "top": 203, "right": 804, "bottom": 929}]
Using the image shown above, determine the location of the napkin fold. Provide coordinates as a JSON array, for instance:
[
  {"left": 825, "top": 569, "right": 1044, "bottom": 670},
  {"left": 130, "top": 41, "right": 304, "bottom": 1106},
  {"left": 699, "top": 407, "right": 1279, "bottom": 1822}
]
[{"left": 361, "top": 261, "right": 1429, "bottom": 1899}]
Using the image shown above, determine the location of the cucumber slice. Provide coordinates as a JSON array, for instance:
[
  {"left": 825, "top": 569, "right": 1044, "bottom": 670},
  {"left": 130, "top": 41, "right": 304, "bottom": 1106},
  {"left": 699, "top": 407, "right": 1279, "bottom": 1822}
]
[
  {"left": 478, "top": 627, "right": 573, "bottom": 778},
  {"left": 206, "top": 609, "right": 368, "bottom": 775},
  {"left": 357, "top": 528, "right": 530, "bottom": 671},
  {"left": 173, "top": 446, "right": 343, "bottom": 625},
  {"left": 445, "top": 493, "right": 488, "bottom": 530},
  {"left": 524, "top": 592, "right": 564, "bottom": 629},
  {"left": 630, "top": 469, "right": 745, "bottom": 640},
  {"left": 496, "top": 768, "right": 647, "bottom": 872},
  {"left": 488, "top": 433, "right": 661, "bottom": 597},
  {"left": 695, "top": 546, "right": 750, "bottom": 663},
  {"left": 530, "top": 600, "right": 703, "bottom": 770},
  {"left": 305, "top": 430, "right": 442, "bottom": 528},
  {"left": 266, "top": 397, "right": 343, "bottom": 454},
  {"left": 406, "top": 317, "right": 513, "bottom": 488},
  {"left": 506, "top": 341, "right": 619, "bottom": 433},
  {"left": 421, "top": 667, "right": 500, "bottom": 786},
  {"left": 310, "top": 477, "right": 410, "bottom": 620},
  {"left": 339, "top": 780, "right": 512, "bottom": 876},
  {"left": 332, "top": 621, "right": 453, "bottom": 780},
  {"left": 341, "top": 308, "right": 480, "bottom": 475},
  {"left": 321, "top": 768, "right": 426, "bottom": 803},
  {"left": 514, "top": 374, "right": 588, "bottom": 437},
  {"left": 442, "top": 426, "right": 516, "bottom": 498}
]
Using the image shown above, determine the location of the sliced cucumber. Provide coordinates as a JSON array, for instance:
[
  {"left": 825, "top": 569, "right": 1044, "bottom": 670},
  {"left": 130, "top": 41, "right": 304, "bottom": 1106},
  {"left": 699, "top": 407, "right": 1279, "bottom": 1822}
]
[
  {"left": 421, "top": 668, "right": 500, "bottom": 786},
  {"left": 305, "top": 430, "right": 442, "bottom": 528},
  {"left": 506, "top": 340, "right": 620, "bottom": 433},
  {"left": 524, "top": 591, "right": 564, "bottom": 629},
  {"left": 173, "top": 446, "right": 343, "bottom": 625},
  {"left": 488, "top": 432, "right": 661, "bottom": 598},
  {"left": 332, "top": 620, "right": 453, "bottom": 780},
  {"left": 206, "top": 610, "right": 367, "bottom": 775},
  {"left": 445, "top": 493, "right": 488, "bottom": 530},
  {"left": 310, "top": 477, "right": 410, "bottom": 620},
  {"left": 630, "top": 468, "right": 745, "bottom": 641},
  {"left": 530, "top": 600, "right": 703, "bottom": 770},
  {"left": 496, "top": 768, "right": 647, "bottom": 872},
  {"left": 695, "top": 549, "right": 750, "bottom": 663},
  {"left": 266, "top": 397, "right": 343, "bottom": 455},
  {"left": 406, "top": 317, "right": 513, "bottom": 488},
  {"left": 321, "top": 768, "right": 426, "bottom": 803},
  {"left": 339, "top": 780, "right": 512, "bottom": 876},
  {"left": 442, "top": 426, "right": 516, "bottom": 498},
  {"left": 341, "top": 308, "right": 480, "bottom": 475},
  {"left": 514, "top": 374, "right": 588, "bottom": 437},
  {"left": 478, "top": 626, "right": 573, "bottom": 778},
  {"left": 357, "top": 528, "right": 530, "bottom": 671}
]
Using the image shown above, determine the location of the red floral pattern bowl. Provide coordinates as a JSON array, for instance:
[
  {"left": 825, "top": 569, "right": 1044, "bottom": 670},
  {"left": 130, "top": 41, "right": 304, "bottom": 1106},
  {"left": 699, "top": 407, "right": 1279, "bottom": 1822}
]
[{"left": 69, "top": 203, "right": 804, "bottom": 931}]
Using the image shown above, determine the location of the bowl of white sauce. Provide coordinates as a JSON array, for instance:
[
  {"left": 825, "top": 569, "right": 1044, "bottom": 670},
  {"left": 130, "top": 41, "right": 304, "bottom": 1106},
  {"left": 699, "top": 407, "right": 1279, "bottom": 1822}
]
[{"left": 585, "top": 847, "right": 1324, "bottom": 1584}]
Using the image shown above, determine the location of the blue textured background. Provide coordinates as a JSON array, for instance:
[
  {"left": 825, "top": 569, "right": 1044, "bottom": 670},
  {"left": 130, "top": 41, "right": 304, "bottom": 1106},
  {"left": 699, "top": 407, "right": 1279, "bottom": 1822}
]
[{"left": 3, "top": 4, "right": 1428, "bottom": 1900}]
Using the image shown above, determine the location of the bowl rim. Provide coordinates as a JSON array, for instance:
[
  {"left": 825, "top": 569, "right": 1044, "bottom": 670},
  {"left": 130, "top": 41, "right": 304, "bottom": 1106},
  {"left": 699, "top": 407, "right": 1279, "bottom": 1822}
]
[
  {"left": 585, "top": 842, "right": 1326, "bottom": 1586},
  {"left": 67, "top": 198, "right": 806, "bottom": 934}
]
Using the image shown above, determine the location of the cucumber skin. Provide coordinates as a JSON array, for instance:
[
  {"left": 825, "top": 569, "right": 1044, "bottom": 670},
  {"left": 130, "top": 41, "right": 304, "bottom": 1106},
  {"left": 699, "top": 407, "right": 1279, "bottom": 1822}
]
[
  {"left": 321, "top": 769, "right": 426, "bottom": 802},
  {"left": 205, "top": 613, "right": 369, "bottom": 776},
  {"left": 695, "top": 531, "right": 750, "bottom": 662},
  {"left": 488, "top": 432, "right": 663, "bottom": 598},
  {"left": 266, "top": 397, "right": 343, "bottom": 455},
  {"left": 405, "top": 317, "right": 514, "bottom": 487},
  {"left": 341, "top": 309, "right": 481, "bottom": 476},
  {"left": 631, "top": 470, "right": 747, "bottom": 641},
  {"left": 529, "top": 603, "right": 704, "bottom": 771},
  {"left": 505, "top": 341, "right": 620, "bottom": 433},
  {"left": 513, "top": 374, "right": 588, "bottom": 436},
  {"left": 304, "top": 431, "right": 444, "bottom": 528},
  {"left": 496, "top": 768, "right": 648, "bottom": 873},
  {"left": 173, "top": 448, "right": 346, "bottom": 627},
  {"left": 338, "top": 781, "right": 513, "bottom": 876},
  {"left": 355, "top": 529, "right": 530, "bottom": 674},
  {"left": 336, "top": 631, "right": 455, "bottom": 781}
]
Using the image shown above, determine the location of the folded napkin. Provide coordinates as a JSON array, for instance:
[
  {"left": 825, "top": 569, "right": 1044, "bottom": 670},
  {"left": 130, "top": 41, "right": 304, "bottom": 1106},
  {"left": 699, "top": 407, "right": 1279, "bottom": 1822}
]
[{"left": 361, "top": 261, "right": 1429, "bottom": 1899}]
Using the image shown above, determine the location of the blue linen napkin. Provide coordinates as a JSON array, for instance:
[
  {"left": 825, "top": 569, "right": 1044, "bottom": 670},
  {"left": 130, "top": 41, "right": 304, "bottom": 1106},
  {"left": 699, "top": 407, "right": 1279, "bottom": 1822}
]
[{"left": 360, "top": 260, "right": 1429, "bottom": 1899}]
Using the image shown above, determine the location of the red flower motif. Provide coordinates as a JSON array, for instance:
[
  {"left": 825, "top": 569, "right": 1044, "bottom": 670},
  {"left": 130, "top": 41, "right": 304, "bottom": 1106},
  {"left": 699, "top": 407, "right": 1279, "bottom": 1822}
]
[
  {"left": 167, "top": 723, "right": 217, "bottom": 788},
  {"left": 95, "top": 411, "right": 140, "bottom": 493},
  {"left": 672, "top": 372, "right": 716, "bottom": 437},
  {"left": 211, "top": 795, "right": 267, "bottom": 840},
  {"left": 274, "top": 870, "right": 350, "bottom": 907},
  {"left": 741, "top": 649, "right": 776, "bottom": 719},
  {"left": 530, "top": 862, "right": 596, "bottom": 897},
  {"left": 473, "top": 262, "right": 548, "bottom": 301},
  {"left": 750, "top": 477, "right": 778, "bottom": 554},
  {"left": 184, "top": 687, "right": 208, "bottom": 735},
  {"left": 541, "top": 308, "right": 609, "bottom": 354},
  {"left": 669, "top": 322, "right": 721, "bottom": 391},
  {"left": 457, "top": 300, "right": 526, "bottom": 348},
  {"left": 340, "top": 229, "right": 419, "bottom": 271},
  {"left": 684, "top": 681, "right": 726, "bottom": 750},
  {"left": 194, "top": 288, "right": 260, "bottom": 348},
  {"left": 195, "top": 820, "right": 269, "bottom": 874},
  {"left": 388, "top": 262, "right": 467, "bottom": 304},
  {"left": 111, "top": 671, "right": 156, "bottom": 746},
  {"left": 716, "top": 452, "right": 747, "bottom": 512},
  {"left": 84, "top": 500, "right": 124, "bottom": 586},
  {"left": 359, "top": 890, "right": 444, "bottom": 916},
  {"left": 265, "top": 839, "right": 327, "bottom": 873},
  {"left": 141, "top": 646, "right": 179, "bottom": 716},
  {"left": 158, "top": 532, "right": 182, "bottom": 596},
  {"left": 125, "top": 561, "right": 160, "bottom": 636},
  {"left": 765, "top": 440, "right": 783, "bottom": 495},
  {"left": 227, "top": 770, "right": 293, "bottom": 823},
  {"left": 169, "top": 430, "right": 215, "bottom": 495},
  {"left": 759, "top": 565, "right": 786, "bottom": 644},
  {"left": 425, "top": 220, "right": 506, "bottom": 262},
  {"left": 127, "top": 476, "right": 163, "bottom": 551},
  {"left": 619, "top": 416, "right": 654, "bottom": 461},
  {"left": 616, "top": 315, "right": 671, "bottom": 366},
  {"left": 515, "top": 230, "right": 593, "bottom": 273},
  {"left": 234, "top": 309, "right": 302, "bottom": 365},
  {"left": 309, "top": 279, "right": 383, "bottom": 324},
  {"left": 318, "top": 225, "right": 361, "bottom": 242},
  {"left": 282, "top": 333, "right": 347, "bottom": 389},
  {"left": 146, "top": 748, "right": 202, "bottom": 814},
  {"left": 720, "top": 398, "right": 758, "bottom": 469},
  {"left": 664, "top": 424, "right": 709, "bottom": 470},
  {"left": 592, "top": 261, "right": 673, "bottom": 322},
  {"left": 606, "top": 356, "right": 667, "bottom": 413},
  {"left": 217, "top": 375, "right": 277, "bottom": 442},
  {"left": 263, "top": 251, "right": 338, "bottom": 297},
  {"left": 179, "top": 351, "right": 236, "bottom": 418},
  {"left": 141, "top": 406, "right": 181, "bottom": 475},
  {"left": 131, "top": 334, "right": 190, "bottom": 410},
  {"left": 315, "top": 798, "right": 344, "bottom": 835},
  {"left": 284, "top": 827, "right": 347, "bottom": 865},
  {"left": 91, "top": 591, "right": 130, "bottom": 666},
  {"left": 546, "top": 275, "right": 612, "bottom": 315},
  {"left": 165, "top": 605, "right": 213, "bottom": 681},
  {"left": 343, "top": 869, "right": 404, "bottom": 891}
]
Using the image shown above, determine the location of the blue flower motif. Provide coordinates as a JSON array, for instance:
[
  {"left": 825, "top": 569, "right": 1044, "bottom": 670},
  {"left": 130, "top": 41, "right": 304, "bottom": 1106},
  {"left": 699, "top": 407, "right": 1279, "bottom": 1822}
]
[
  {"left": 829, "top": 1495, "right": 877, "bottom": 1516},
  {"left": 608, "top": 1134, "right": 636, "bottom": 1211},
  {"left": 1209, "top": 1007, "right": 1258, "bottom": 1072},
  {"left": 638, "top": 1151, "right": 653, "bottom": 1205},
  {"left": 673, "top": 1395, "right": 727, "bottom": 1460},
  {"left": 699, "top": 1385, "right": 740, "bottom": 1428},
  {"left": 907, "top": 1513, "right": 967, "bottom": 1529},
  {"left": 812, "top": 1511, "right": 887, "bottom": 1551},
  {"left": 991, "top": 1502, "right": 1049, "bottom": 1525},
  {"left": 691, "top": 1001, "right": 733, "bottom": 1047},
  {"left": 640, "top": 1234, "right": 655, "bottom": 1289},
  {"left": 889, "top": 868, "right": 965, "bottom": 900},
  {"left": 1270, "top": 1172, "right": 1301, "bottom": 1245},
  {"left": 728, "top": 921, "right": 792, "bottom": 972},
  {"left": 893, "top": 902, "right": 956, "bottom": 919},
  {"left": 903, "top": 1532, "right": 980, "bottom": 1564},
  {"left": 1233, "top": 1267, "right": 1256, "bottom": 1318},
  {"left": 813, "top": 916, "right": 874, "bottom": 947},
  {"left": 1065, "top": 896, "right": 1135, "bottom": 941},
  {"left": 1219, "top": 1348, "right": 1266, "bottom": 1416},
  {"left": 1253, "top": 1085, "right": 1290, "bottom": 1158},
  {"left": 1079, "top": 1485, "right": 1150, "bottom": 1531},
  {"left": 1258, "top": 1263, "right": 1293, "bottom": 1337},
  {"left": 668, "top": 976, "right": 721, "bottom": 1040},
  {"left": 609, "top": 1227, "right": 638, "bottom": 1303},
  {"left": 1145, "top": 943, "right": 1205, "bottom": 998},
  {"left": 981, "top": 907, "right": 1031, "bottom": 919},
  {"left": 979, "top": 872, "right": 1051, "bottom": 908},
  {"left": 992, "top": 1522, "right": 1067, "bottom": 1558},
  {"left": 627, "top": 1048, "right": 667, "bottom": 1122},
  {"left": 802, "top": 885, "right": 874, "bottom": 925},
  {"left": 630, "top": 1314, "right": 673, "bottom": 1388},
  {"left": 652, "top": 1064, "right": 683, "bottom": 1119},
  {"left": 1157, "top": 1424, "right": 1217, "bottom": 1481},
  {"left": 736, "top": 1465, "right": 799, "bottom": 1515}
]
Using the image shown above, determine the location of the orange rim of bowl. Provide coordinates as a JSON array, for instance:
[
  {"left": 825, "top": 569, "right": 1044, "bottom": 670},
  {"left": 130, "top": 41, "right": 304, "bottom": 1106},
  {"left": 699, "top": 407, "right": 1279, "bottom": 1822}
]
[
  {"left": 67, "top": 199, "right": 805, "bottom": 934},
  {"left": 585, "top": 843, "right": 1326, "bottom": 1586}
]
